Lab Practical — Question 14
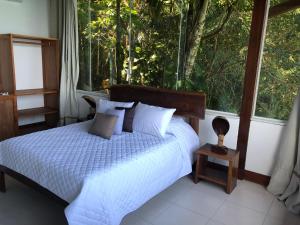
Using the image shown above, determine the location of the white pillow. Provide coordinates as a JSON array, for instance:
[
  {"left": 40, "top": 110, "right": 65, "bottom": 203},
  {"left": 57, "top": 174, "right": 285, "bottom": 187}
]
[
  {"left": 97, "top": 99, "right": 134, "bottom": 113},
  {"left": 106, "top": 109, "right": 125, "bottom": 135},
  {"left": 133, "top": 102, "right": 176, "bottom": 138}
]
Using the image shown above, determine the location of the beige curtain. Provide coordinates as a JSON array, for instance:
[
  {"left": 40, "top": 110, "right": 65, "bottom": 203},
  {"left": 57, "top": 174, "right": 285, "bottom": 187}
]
[
  {"left": 58, "top": 0, "right": 79, "bottom": 125},
  {"left": 268, "top": 91, "right": 300, "bottom": 214}
]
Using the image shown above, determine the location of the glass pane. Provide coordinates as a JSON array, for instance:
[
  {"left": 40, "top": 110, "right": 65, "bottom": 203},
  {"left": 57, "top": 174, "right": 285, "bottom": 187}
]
[
  {"left": 77, "top": 0, "right": 91, "bottom": 91},
  {"left": 255, "top": 5, "right": 300, "bottom": 120},
  {"left": 77, "top": 0, "right": 128, "bottom": 91},
  {"left": 187, "top": 1, "right": 253, "bottom": 114},
  {"left": 128, "top": 0, "right": 181, "bottom": 88},
  {"left": 88, "top": 0, "right": 123, "bottom": 90}
]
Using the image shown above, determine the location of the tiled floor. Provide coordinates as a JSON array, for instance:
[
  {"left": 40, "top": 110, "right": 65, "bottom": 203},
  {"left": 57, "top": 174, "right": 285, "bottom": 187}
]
[{"left": 0, "top": 175, "right": 299, "bottom": 225}]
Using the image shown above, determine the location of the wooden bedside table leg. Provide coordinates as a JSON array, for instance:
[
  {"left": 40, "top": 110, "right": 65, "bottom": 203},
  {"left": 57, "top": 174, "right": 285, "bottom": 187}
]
[
  {"left": 194, "top": 155, "right": 200, "bottom": 183},
  {"left": 0, "top": 171, "right": 6, "bottom": 193},
  {"left": 227, "top": 160, "right": 233, "bottom": 194},
  {"left": 232, "top": 156, "right": 239, "bottom": 189}
]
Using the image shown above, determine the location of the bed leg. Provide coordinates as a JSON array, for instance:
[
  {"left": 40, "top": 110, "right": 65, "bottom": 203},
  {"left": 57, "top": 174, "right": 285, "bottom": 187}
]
[{"left": 0, "top": 171, "right": 6, "bottom": 193}]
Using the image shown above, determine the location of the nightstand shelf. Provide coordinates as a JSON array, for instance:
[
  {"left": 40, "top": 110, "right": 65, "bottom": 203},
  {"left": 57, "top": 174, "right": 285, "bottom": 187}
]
[
  {"left": 194, "top": 143, "right": 239, "bottom": 194},
  {"left": 197, "top": 167, "right": 227, "bottom": 186}
]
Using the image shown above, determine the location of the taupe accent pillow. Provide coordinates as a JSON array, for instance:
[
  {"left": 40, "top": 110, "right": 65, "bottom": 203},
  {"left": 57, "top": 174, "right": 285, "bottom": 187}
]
[
  {"left": 89, "top": 113, "right": 118, "bottom": 139},
  {"left": 115, "top": 106, "right": 136, "bottom": 132}
]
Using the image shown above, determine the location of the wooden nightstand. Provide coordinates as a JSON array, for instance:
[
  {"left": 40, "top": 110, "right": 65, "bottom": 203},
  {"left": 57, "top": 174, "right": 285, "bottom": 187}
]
[{"left": 194, "top": 143, "right": 239, "bottom": 194}]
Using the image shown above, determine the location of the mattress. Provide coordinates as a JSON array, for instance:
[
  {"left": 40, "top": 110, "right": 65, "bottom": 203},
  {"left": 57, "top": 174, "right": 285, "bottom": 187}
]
[{"left": 0, "top": 118, "right": 200, "bottom": 225}]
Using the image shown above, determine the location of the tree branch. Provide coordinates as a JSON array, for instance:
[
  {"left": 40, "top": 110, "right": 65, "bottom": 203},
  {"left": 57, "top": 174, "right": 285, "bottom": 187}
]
[
  {"left": 203, "top": 4, "right": 234, "bottom": 40},
  {"left": 269, "top": 0, "right": 300, "bottom": 18}
]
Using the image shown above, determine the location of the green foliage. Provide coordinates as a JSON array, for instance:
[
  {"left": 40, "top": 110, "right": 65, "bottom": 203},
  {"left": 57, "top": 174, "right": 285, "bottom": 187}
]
[
  {"left": 77, "top": 0, "right": 299, "bottom": 120},
  {"left": 188, "top": 0, "right": 253, "bottom": 114},
  {"left": 126, "top": 0, "right": 181, "bottom": 88},
  {"left": 255, "top": 7, "right": 300, "bottom": 120}
]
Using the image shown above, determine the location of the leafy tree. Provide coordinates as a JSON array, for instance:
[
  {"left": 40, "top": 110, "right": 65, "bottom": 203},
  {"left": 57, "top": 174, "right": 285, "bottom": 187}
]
[{"left": 256, "top": 6, "right": 300, "bottom": 120}]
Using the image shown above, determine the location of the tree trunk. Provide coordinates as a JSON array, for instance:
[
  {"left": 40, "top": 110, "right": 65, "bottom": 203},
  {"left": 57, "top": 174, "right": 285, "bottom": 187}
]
[
  {"left": 116, "top": 0, "right": 122, "bottom": 84},
  {"left": 184, "top": 0, "right": 210, "bottom": 80},
  {"left": 176, "top": 0, "right": 189, "bottom": 89},
  {"left": 96, "top": 38, "right": 100, "bottom": 78},
  {"left": 109, "top": 49, "right": 115, "bottom": 85}
]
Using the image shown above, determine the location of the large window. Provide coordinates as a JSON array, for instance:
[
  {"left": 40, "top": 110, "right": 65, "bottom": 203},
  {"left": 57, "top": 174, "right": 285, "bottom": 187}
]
[
  {"left": 255, "top": 1, "right": 300, "bottom": 120},
  {"left": 77, "top": 0, "right": 252, "bottom": 114},
  {"left": 77, "top": 0, "right": 299, "bottom": 120}
]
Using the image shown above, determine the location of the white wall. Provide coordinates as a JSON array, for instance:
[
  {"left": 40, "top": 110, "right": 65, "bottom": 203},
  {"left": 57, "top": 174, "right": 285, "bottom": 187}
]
[
  {"left": 0, "top": 0, "right": 51, "bottom": 37},
  {"left": 76, "top": 91, "right": 284, "bottom": 176},
  {"left": 246, "top": 119, "right": 284, "bottom": 175}
]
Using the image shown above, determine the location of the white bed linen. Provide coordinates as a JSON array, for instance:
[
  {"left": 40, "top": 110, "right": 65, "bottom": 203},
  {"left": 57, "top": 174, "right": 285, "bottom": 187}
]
[{"left": 0, "top": 119, "right": 200, "bottom": 225}]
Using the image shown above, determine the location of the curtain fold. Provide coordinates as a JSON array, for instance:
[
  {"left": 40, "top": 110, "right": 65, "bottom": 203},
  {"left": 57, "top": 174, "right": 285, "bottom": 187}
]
[
  {"left": 268, "top": 90, "right": 300, "bottom": 214},
  {"left": 58, "top": 0, "right": 79, "bottom": 125}
]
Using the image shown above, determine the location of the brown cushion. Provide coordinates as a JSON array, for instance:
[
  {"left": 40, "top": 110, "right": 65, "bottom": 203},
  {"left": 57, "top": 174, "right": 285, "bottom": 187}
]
[
  {"left": 115, "top": 106, "right": 135, "bottom": 132},
  {"left": 89, "top": 113, "right": 118, "bottom": 139}
]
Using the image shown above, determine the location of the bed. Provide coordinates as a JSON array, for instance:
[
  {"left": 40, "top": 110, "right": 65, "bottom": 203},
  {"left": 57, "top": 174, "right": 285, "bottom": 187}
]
[{"left": 0, "top": 85, "right": 206, "bottom": 225}]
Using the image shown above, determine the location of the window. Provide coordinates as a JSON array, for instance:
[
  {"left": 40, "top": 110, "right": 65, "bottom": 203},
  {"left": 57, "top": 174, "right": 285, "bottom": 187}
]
[
  {"left": 255, "top": 4, "right": 300, "bottom": 120},
  {"left": 77, "top": 1, "right": 252, "bottom": 114},
  {"left": 77, "top": 0, "right": 298, "bottom": 120},
  {"left": 77, "top": 0, "right": 91, "bottom": 91},
  {"left": 186, "top": 1, "right": 253, "bottom": 114},
  {"left": 77, "top": 0, "right": 181, "bottom": 91},
  {"left": 77, "top": 0, "right": 121, "bottom": 91},
  {"left": 128, "top": 1, "right": 180, "bottom": 88}
]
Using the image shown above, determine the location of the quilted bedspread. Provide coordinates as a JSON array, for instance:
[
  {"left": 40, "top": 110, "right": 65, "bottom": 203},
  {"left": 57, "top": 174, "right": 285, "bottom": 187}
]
[{"left": 0, "top": 119, "right": 200, "bottom": 225}]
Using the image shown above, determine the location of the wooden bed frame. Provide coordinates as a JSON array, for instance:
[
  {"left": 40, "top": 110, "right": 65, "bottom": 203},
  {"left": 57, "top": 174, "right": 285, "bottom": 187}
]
[
  {"left": 110, "top": 85, "right": 206, "bottom": 133},
  {"left": 0, "top": 85, "right": 205, "bottom": 206}
]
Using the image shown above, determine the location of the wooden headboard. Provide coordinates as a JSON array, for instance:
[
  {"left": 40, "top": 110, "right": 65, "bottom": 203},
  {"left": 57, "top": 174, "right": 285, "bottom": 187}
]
[{"left": 110, "top": 85, "right": 206, "bottom": 134}]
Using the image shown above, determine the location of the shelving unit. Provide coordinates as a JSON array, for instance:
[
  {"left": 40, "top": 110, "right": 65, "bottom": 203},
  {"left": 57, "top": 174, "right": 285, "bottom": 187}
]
[
  {"left": 15, "top": 89, "right": 58, "bottom": 96},
  {"left": 0, "top": 95, "right": 16, "bottom": 141},
  {"left": 0, "top": 33, "right": 60, "bottom": 139},
  {"left": 18, "top": 122, "right": 51, "bottom": 136},
  {"left": 18, "top": 107, "right": 58, "bottom": 117}
]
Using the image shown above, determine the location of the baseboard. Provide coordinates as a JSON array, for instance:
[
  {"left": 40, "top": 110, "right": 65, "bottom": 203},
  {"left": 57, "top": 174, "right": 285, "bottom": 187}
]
[
  {"left": 204, "top": 162, "right": 271, "bottom": 187},
  {"left": 244, "top": 170, "right": 270, "bottom": 186}
]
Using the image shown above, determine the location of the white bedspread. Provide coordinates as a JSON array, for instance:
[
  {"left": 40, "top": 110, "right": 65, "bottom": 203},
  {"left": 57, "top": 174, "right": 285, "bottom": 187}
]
[{"left": 0, "top": 119, "right": 200, "bottom": 225}]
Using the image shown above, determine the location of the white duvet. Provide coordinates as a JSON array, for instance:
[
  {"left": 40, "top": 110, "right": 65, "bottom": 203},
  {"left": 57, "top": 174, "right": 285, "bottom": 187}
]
[{"left": 0, "top": 118, "right": 200, "bottom": 225}]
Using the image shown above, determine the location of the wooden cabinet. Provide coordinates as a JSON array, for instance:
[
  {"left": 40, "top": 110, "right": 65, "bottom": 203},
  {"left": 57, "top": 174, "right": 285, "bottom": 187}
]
[
  {"left": 0, "top": 96, "right": 16, "bottom": 141},
  {"left": 0, "top": 34, "right": 59, "bottom": 138}
]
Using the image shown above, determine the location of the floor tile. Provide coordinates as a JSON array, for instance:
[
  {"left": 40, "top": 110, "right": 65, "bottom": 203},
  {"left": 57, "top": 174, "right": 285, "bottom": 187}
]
[
  {"left": 263, "top": 214, "right": 300, "bottom": 225},
  {"left": 121, "top": 212, "right": 150, "bottom": 225},
  {"left": 227, "top": 182, "right": 274, "bottom": 213},
  {"left": 151, "top": 204, "right": 209, "bottom": 225},
  {"left": 206, "top": 220, "right": 227, "bottom": 225},
  {"left": 238, "top": 180, "right": 269, "bottom": 194},
  {"left": 133, "top": 194, "right": 172, "bottom": 223},
  {"left": 171, "top": 188, "right": 225, "bottom": 217},
  {"left": 192, "top": 180, "right": 229, "bottom": 201},
  {"left": 263, "top": 216, "right": 286, "bottom": 225},
  {"left": 264, "top": 199, "right": 300, "bottom": 225},
  {"left": 0, "top": 177, "right": 67, "bottom": 225},
  {"left": 214, "top": 201, "right": 266, "bottom": 225},
  {"left": 156, "top": 177, "right": 192, "bottom": 202},
  {"left": 3, "top": 175, "right": 299, "bottom": 225}
]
